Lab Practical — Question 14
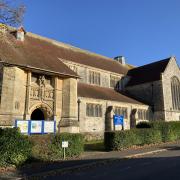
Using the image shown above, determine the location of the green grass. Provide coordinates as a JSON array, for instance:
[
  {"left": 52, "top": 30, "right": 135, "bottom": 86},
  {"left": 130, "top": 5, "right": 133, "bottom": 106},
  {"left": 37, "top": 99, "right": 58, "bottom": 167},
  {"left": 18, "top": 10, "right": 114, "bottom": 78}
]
[{"left": 84, "top": 140, "right": 105, "bottom": 151}]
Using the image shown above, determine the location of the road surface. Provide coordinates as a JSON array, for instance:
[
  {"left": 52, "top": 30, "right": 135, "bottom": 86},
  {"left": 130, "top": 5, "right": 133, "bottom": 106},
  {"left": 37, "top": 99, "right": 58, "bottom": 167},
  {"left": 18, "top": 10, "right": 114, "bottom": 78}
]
[{"left": 43, "top": 145, "right": 180, "bottom": 180}]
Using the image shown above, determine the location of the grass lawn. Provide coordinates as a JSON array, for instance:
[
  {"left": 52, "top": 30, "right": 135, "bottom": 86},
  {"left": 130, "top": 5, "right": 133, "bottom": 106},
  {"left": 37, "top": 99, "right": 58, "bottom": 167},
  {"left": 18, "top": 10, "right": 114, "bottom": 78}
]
[{"left": 84, "top": 140, "right": 105, "bottom": 151}]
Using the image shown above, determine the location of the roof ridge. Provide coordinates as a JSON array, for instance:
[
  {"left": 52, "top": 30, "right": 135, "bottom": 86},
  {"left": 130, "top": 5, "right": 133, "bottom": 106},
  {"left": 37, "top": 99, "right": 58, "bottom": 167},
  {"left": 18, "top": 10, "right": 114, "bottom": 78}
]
[{"left": 130, "top": 57, "right": 172, "bottom": 71}]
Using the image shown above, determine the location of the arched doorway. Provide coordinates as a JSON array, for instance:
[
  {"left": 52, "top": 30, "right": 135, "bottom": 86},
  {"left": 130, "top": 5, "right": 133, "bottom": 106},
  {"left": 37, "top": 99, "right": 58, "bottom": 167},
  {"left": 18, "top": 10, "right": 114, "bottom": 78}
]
[{"left": 31, "top": 108, "right": 45, "bottom": 120}]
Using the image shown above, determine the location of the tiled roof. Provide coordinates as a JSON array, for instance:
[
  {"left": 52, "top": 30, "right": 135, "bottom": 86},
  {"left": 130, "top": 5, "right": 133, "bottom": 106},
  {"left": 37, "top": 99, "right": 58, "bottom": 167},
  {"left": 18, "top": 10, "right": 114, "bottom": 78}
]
[
  {"left": 0, "top": 29, "right": 128, "bottom": 75},
  {"left": 0, "top": 32, "right": 78, "bottom": 77},
  {"left": 78, "top": 82, "right": 145, "bottom": 105},
  {"left": 127, "top": 58, "right": 171, "bottom": 86}
]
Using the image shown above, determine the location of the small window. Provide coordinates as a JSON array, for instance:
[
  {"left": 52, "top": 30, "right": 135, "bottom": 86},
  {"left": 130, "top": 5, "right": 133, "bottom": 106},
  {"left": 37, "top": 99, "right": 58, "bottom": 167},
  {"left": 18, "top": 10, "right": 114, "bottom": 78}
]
[
  {"left": 86, "top": 103, "right": 102, "bottom": 117},
  {"left": 89, "top": 71, "right": 101, "bottom": 85},
  {"left": 110, "top": 75, "right": 120, "bottom": 88},
  {"left": 138, "top": 109, "right": 149, "bottom": 120},
  {"left": 114, "top": 107, "right": 128, "bottom": 119}
]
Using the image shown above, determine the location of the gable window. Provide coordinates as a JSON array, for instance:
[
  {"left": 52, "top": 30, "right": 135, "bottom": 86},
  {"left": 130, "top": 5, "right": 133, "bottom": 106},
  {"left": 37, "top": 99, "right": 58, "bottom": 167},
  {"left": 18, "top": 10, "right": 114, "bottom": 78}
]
[
  {"left": 171, "top": 76, "right": 180, "bottom": 110},
  {"left": 86, "top": 103, "right": 102, "bottom": 117},
  {"left": 89, "top": 71, "right": 100, "bottom": 85},
  {"left": 69, "top": 65, "right": 78, "bottom": 74},
  {"left": 110, "top": 75, "right": 120, "bottom": 88},
  {"left": 114, "top": 106, "right": 128, "bottom": 119}
]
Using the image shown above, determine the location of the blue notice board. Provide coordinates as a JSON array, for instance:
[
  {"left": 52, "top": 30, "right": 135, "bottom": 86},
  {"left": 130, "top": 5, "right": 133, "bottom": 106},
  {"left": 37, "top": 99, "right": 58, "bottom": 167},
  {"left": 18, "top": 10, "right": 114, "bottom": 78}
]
[{"left": 113, "top": 115, "right": 124, "bottom": 126}]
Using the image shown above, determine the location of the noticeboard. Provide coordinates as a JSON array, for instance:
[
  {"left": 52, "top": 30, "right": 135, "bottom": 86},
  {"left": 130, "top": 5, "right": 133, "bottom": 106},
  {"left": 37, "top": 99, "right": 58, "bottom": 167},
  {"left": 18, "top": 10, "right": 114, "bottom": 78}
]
[
  {"left": 113, "top": 115, "right": 124, "bottom": 125},
  {"left": 15, "top": 120, "right": 29, "bottom": 134},
  {"left": 15, "top": 120, "right": 56, "bottom": 134}
]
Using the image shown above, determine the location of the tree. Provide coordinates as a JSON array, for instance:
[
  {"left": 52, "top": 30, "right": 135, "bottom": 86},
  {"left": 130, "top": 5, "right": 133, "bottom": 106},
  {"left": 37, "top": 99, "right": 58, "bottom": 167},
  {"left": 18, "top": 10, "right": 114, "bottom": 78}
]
[{"left": 0, "top": 0, "right": 25, "bottom": 26}]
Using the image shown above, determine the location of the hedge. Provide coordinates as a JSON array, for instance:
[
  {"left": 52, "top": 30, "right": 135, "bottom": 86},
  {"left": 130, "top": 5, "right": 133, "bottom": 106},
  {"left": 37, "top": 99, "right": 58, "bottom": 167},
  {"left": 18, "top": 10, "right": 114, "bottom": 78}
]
[
  {"left": 0, "top": 128, "right": 84, "bottom": 167},
  {"left": 0, "top": 128, "right": 32, "bottom": 167},
  {"left": 104, "top": 129, "right": 161, "bottom": 150},
  {"left": 105, "top": 121, "right": 180, "bottom": 151},
  {"left": 29, "top": 133, "right": 84, "bottom": 160},
  {"left": 150, "top": 121, "right": 180, "bottom": 142}
]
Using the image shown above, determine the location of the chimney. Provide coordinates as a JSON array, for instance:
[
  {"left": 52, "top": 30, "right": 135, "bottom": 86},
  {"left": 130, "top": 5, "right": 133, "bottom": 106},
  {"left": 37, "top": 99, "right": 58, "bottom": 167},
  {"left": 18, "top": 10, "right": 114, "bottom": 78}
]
[
  {"left": 16, "top": 26, "right": 26, "bottom": 41},
  {"left": 114, "top": 56, "right": 126, "bottom": 65}
]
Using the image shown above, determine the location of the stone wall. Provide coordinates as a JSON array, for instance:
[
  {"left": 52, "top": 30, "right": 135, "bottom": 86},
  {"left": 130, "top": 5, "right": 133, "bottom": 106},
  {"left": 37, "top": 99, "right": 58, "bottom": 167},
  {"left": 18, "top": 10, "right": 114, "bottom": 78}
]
[
  {"left": 0, "top": 66, "right": 27, "bottom": 126},
  {"left": 60, "top": 78, "right": 79, "bottom": 133},
  {"left": 162, "top": 57, "right": 180, "bottom": 121},
  {"left": 61, "top": 59, "right": 123, "bottom": 88},
  {"left": 78, "top": 96, "right": 150, "bottom": 139},
  {"left": 125, "top": 80, "right": 165, "bottom": 120}
]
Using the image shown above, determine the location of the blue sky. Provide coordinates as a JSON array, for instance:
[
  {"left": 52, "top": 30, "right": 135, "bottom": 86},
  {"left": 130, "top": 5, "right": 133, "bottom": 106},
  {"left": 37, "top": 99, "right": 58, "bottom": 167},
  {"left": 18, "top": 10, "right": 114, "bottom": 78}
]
[{"left": 23, "top": 0, "right": 180, "bottom": 66}]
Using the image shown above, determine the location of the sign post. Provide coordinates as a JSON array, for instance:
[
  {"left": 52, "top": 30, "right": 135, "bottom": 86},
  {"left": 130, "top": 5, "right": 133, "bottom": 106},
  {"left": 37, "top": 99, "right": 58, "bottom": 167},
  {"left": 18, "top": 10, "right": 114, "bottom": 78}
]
[{"left": 62, "top": 141, "right": 68, "bottom": 160}]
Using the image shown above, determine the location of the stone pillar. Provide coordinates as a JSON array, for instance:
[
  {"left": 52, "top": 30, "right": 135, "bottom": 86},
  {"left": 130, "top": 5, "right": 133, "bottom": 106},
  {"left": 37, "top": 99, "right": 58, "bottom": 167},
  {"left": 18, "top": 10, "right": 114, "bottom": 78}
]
[
  {"left": 24, "top": 71, "right": 31, "bottom": 120},
  {"left": 54, "top": 77, "right": 62, "bottom": 132},
  {"left": 60, "top": 78, "right": 79, "bottom": 133}
]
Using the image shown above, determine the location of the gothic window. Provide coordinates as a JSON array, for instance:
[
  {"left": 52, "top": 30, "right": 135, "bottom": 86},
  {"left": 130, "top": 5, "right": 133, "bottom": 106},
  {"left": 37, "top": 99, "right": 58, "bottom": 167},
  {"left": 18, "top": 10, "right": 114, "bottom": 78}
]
[
  {"left": 171, "top": 76, "right": 180, "bottom": 110},
  {"left": 110, "top": 75, "right": 120, "bottom": 88},
  {"left": 89, "top": 71, "right": 100, "bottom": 85},
  {"left": 114, "top": 107, "right": 128, "bottom": 119},
  {"left": 86, "top": 103, "right": 102, "bottom": 117}
]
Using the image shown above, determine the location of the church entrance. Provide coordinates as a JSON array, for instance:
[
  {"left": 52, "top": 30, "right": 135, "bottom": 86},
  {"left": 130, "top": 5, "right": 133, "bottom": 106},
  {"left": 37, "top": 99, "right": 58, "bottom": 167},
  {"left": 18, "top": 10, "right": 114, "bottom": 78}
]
[{"left": 31, "top": 108, "right": 45, "bottom": 120}]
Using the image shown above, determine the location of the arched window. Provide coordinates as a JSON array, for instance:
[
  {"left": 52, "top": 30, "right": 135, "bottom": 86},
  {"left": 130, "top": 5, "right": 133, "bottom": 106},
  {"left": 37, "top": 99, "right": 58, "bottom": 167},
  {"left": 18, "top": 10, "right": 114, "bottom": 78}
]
[{"left": 171, "top": 76, "right": 180, "bottom": 110}]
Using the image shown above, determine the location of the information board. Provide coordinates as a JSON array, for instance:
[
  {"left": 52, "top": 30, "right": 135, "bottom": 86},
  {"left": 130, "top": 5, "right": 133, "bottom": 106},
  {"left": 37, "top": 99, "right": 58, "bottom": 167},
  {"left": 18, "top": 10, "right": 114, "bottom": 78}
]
[
  {"left": 15, "top": 120, "right": 56, "bottom": 134},
  {"left": 15, "top": 120, "right": 29, "bottom": 134}
]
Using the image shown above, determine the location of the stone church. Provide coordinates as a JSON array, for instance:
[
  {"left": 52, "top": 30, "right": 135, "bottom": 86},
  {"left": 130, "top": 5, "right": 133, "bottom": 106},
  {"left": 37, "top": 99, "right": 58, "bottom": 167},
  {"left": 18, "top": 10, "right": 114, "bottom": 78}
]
[{"left": 0, "top": 25, "right": 179, "bottom": 139}]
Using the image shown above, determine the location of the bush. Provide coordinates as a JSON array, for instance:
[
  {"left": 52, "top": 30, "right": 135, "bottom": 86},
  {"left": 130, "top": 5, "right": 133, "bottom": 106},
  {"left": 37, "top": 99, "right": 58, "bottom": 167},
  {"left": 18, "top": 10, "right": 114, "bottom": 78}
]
[
  {"left": 0, "top": 128, "right": 32, "bottom": 167},
  {"left": 29, "top": 133, "right": 84, "bottom": 160},
  {"left": 104, "top": 129, "right": 161, "bottom": 150},
  {"left": 136, "top": 121, "right": 151, "bottom": 129},
  {"left": 151, "top": 121, "right": 180, "bottom": 142}
]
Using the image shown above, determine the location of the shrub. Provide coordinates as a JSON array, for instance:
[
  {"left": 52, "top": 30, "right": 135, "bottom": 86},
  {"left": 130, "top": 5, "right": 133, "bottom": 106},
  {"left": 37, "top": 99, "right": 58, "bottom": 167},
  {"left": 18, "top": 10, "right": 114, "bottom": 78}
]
[
  {"left": 29, "top": 133, "right": 84, "bottom": 160},
  {"left": 50, "top": 133, "right": 84, "bottom": 158},
  {"left": 104, "top": 129, "right": 161, "bottom": 150},
  {"left": 136, "top": 121, "right": 151, "bottom": 129},
  {"left": 0, "top": 128, "right": 32, "bottom": 167},
  {"left": 151, "top": 121, "right": 180, "bottom": 142}
]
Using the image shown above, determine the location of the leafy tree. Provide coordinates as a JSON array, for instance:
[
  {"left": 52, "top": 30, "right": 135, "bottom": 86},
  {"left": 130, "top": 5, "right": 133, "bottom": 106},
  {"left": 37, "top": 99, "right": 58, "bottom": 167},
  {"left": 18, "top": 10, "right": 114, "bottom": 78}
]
[{"left": 0, "top": 0, "right": 25, "bottom": 26}]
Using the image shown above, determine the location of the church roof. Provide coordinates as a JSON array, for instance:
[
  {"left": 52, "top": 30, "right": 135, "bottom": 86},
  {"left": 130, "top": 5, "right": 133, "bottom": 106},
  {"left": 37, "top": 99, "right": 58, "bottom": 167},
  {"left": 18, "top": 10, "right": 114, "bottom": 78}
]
[
  {"left": 78, "top": 82, "right": 146, "bottom": 105},
  {"left": 126, "top": 57, "right": 171, "bottom": 86},
  {"left": 0, "top": 29, "right": 128, "bottom": 76},
  {"left": 0, "top": 32, "right": 80, "bottom": 77}
]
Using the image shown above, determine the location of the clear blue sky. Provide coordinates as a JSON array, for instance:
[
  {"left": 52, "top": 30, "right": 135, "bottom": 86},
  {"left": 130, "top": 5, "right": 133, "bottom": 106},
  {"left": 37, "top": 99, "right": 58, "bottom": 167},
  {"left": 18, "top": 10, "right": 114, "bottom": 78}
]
[{"left": 23, "top": 0, "right": 180, "bottom": 66}]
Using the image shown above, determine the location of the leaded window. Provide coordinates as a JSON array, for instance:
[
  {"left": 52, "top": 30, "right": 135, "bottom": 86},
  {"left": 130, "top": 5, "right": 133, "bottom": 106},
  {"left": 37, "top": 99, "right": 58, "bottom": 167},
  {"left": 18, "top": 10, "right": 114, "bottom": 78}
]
[
  {"left": 138, "top": 109, "right": 149, "bottom": 120},
  {"left": 86, "top": 103, "right": 102, "bottom": 117},
  {"left": 110, "top": 75, "right": 120, "bottom": 88},
  {"left": 114, "top": 107, "right": 128, "bottom": 119},
  {"left": 89, "top": 71, "right": 100, "bottom": 85},
  {"left": 171, "top": 76, "right": 180, "bottom": 110}
]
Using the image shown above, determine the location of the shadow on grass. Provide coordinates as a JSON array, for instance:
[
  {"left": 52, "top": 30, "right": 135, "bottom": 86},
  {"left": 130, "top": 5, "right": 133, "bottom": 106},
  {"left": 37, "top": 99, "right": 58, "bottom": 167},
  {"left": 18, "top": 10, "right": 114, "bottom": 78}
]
[{"left": 84, "top": 140, "right": 105, "bottom": 151}]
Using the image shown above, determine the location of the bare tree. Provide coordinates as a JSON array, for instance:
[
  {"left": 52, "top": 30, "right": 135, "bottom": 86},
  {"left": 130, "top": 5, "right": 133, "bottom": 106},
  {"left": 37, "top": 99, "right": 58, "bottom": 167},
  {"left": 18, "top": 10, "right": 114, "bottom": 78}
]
[{"left": 0, "top": 0, "right": 25, "bottom": 26}]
